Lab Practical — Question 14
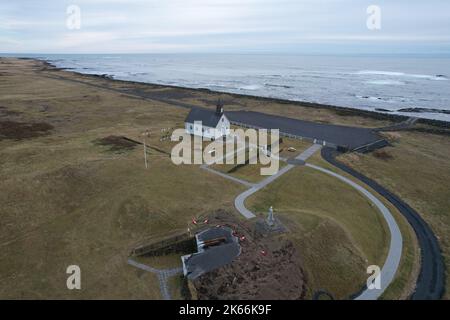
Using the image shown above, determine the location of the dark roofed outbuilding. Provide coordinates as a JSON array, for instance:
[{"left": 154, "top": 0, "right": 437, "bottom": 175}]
[{"left": 181, "top": 227, "right": 241, "bottom": 280}]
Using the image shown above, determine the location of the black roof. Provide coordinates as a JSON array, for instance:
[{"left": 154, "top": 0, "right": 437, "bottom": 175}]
[
  {"left": 227, "top": 111, "right": 384, "bottom": 150},
  {"left": 197, "top": 227, "right": 235, "bottom": 243},
  {"left": 183, "top": 227, "right": 241, "bottom": 279},
  {"left": 185, "top": 107, "right": 223, "bottom": 128}
]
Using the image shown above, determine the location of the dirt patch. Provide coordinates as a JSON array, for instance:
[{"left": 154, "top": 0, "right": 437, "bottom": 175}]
[
  {"left": 124, "top": 87, "right": 195, "bottom": 101},
  {"left": 95, "top": 135, "right": 138, "bottom": 152},
  {"left": 373, "top": 149, "right": 394, "bottom": 161},
  {"left": 0, "top": 120, "right": 53, "bottom": 140},
  {"left": 345, "top": 153, "right": 361, "bottom": 163},
  {"left": 192, "top": 210, "right": 307, "bottom": 300},
  {"left": 382, "top": 131, "right": 402, "bottom": 142},
  {"left": 0, "top": 106, "right": 22, "bottom": 118}
]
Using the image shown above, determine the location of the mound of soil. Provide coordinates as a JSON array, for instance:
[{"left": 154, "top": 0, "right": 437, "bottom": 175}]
[
  {"left": 0, "top": 120, "right": 53, "bottom": 140},
  {"left": 192, "top": 210, "right": 307, "bottom": 300},
  {"left": 373, "top": 150, "right": 394, "bottom": 160},
  {"left": 95, "top": 135, "right": 137, "bottom": 152},
  {"left": 0, "top": 106, "right": 22, "bottom": 117}
]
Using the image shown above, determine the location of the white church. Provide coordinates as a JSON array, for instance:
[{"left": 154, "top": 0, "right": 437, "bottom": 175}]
[{"left": 184, "top": 101, "right": 230, "bottom": 140}]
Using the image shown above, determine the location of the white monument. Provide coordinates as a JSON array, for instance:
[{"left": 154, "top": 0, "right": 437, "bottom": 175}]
[{"left": 267, "top": 206, "right": 275, "bottom": 226}]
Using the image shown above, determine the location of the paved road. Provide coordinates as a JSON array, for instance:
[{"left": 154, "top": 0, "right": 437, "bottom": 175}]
[
  {"left": 128, "top": 258, "right": 183, "bottom": 300},
  {"left": 321, "top": 147, "right": 445, "bottom": 300},
  {"left": 306, "top": 163, "right": 402, "bottom": 300},
  {"left": 234, "top": 144, "right": 323, "bottom": 219}
]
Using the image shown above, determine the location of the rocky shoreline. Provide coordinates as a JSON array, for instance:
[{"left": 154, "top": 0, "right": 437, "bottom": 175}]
[{"left": 32, "top": 57, "right": 450, "bottom": 129}]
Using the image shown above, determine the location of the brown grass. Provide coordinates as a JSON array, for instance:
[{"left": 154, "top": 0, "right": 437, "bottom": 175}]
[
  {"left": 372, "top": 150, "right": 394, "bottom": 161},
  {"left": 246, "top": 166, "right": 390, "bottom": 299},
  {"left": 95, "top": 135, "right": 138, "bottom": 152},
  {"left": 308, "top": 153, "right": 420, "bottom": 299},
  {"left": 0, "top": 58, "right": 243, "bottom": 299},
  {"left": 0, "top": 57, "right": 441, "bottom": 300}
]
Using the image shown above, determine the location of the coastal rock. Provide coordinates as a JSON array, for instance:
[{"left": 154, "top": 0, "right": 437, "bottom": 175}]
[{"left": 397, "top": 108, "right": 450, "bottom": 115}]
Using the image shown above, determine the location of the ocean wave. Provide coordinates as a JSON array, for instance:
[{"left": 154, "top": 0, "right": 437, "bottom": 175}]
[
  {"left": 262, "top": 74, "right": 282, "bottom": 78},
  {"left": 239, "top": 84, "right": 262, "bottom": 91},
  {"left": 356, "top": 70, "right": 448, "bottom": 81},
  {"left": 128, "top": 72, "right": 149, "bottom": 76},
  {"left": 356, "top": 95, "right": 408, "bottom": 104},
  {"left": 366, "top": 80, "right": 406, "bottom": 85},
  {"left": 265, "top": 83, "right": 293, "bottom": 89}
]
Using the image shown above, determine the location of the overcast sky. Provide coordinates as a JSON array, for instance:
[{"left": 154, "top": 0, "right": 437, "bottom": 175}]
[{"left": 1, "top": 0, "right": 450, "bottom": 54}]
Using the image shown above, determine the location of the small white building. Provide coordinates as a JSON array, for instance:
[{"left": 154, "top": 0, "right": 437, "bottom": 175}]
[{"left": 185, "top": 102, "right": 230, "bottom": 140}]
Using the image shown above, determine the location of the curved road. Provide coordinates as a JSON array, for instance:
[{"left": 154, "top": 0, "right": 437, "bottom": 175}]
[
  {"left": 306, "top": 163, "right": 402, "bottom": 300},
  {"left": 321, "top": 147, "right": 445, "bottom": 300},
  {"left": 231, "top": 144, "right": 403, "bottom": 299}
]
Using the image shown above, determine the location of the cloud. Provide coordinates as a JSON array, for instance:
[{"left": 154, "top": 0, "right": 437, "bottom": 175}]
[
  {"left": 57, "top": 32, "right": 119, "bottom": 48},
  {"left": 1, "top": 0, "right": 449, "bottom": 53}
]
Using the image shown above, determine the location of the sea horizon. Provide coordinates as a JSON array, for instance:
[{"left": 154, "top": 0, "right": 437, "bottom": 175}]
[{"left": 4, "top": 52, "right": 450, "bottom": 122}]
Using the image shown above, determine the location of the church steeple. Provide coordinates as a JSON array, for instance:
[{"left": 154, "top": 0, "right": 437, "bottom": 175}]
[{"left": 216, "top": 99, "right": 224, "bottom": 115}]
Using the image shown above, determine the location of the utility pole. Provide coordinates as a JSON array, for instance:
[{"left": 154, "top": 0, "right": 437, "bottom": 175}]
[
  {"left": 143, "top": 138, "right": 148, "bottom": 169},
  {"left": 142, "top": 130, "right": 150, "bottom": 169}
]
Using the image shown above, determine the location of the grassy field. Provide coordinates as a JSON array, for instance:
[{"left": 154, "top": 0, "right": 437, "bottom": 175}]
[
  {"left": 0, "top": 58, "right": 244, "bottom": 299},
  {"left": 0, "top": 57, "right": 445, "bottom": 299},
  {"left": 278, "top": 138, "right": 313, "bottom": 159},
  {"left": 210, "top": 137, "right": 311, "bottom": 183},
  {"left": 210, "top": 148, "right": 288, "bottom": 184},
  {"left": 245, "top": 165, "right": 391, "bottom": 299}
]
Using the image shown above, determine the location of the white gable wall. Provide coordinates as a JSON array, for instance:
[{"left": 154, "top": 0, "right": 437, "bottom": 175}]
[
  {"left": 214, "top": 114, "right": 230, "bottom": 139},
  {"left": 185, "top": 114, "right": 230, "bottom": 140},
  {"left": 185, "top": 122, "right": 216, "bottom": 139}
]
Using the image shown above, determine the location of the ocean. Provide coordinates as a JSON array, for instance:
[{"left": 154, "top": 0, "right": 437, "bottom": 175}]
[{"left": 9, "top": 53, "right": 450, "bottom": 122}]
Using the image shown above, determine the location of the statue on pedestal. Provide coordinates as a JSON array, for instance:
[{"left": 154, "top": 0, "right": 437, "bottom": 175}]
[{"left": 267, "top": 206, "right": 275, "bottom": 227}]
